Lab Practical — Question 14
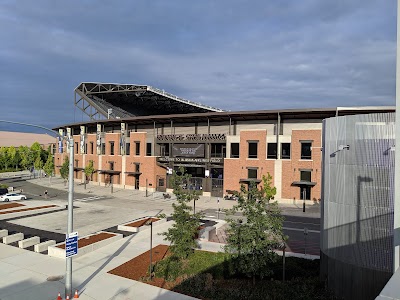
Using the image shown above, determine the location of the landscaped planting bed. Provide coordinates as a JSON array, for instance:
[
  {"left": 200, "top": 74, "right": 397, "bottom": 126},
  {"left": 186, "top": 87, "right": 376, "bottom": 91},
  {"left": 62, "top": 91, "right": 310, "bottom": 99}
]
[
  {"left": 117, "top": 217, "right": 166, "bottom": 233},
  {"left": 0, "top": 203, "right": 25, "bottom": 210},
  {"left": 0, "top": 205, "right": 56, "bottom": 215},
  {"left": 109, "top": 246, "right": 337, "bottom": 300},
  {"left": 48, "top": 231, "right": 123, "bottom": 259},
  {"left": 56, "top": 232, "right": 116, "bottom": 249}
]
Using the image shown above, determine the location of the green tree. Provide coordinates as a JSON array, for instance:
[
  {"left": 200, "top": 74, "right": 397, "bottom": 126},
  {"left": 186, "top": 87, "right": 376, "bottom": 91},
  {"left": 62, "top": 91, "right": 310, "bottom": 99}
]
[
  {"left": 34, "top": 155, "right": 44, "bottom": 178},
  {"left": 8, "top": 146, "right": 19, "bottom": 170},
  {"left": 224, "top": 173, "right": 286, "bottom": 285},
  {"left": 18, "top": 146, "right": 30, "bottom": 170},
  {"left": 0, "top": 147, "right": 9, "bottom": 170},
  {"left": 43, "top": 153, "right": 55, "bottom": 184},
  {"left": 60, "top": 157, "right": 69, "bottom": 186},
  {"left": 83, "top": 160, "right": 95, "bottom": 189},
  {"left": 162, "top": 167, "right": 203, "bottom": 261}
]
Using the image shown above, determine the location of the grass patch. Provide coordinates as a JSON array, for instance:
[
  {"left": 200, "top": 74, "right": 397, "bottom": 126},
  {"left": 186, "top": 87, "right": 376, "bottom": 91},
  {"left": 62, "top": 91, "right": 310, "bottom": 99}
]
[{"left": 152, "top": 250, "right": 337, "bottom": 300}]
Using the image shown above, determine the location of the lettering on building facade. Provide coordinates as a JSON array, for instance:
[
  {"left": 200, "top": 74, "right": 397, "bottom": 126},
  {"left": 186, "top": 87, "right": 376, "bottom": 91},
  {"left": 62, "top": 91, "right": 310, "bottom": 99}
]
[{"left": 157, "top": 134, "right": 226, "bottom": 142}]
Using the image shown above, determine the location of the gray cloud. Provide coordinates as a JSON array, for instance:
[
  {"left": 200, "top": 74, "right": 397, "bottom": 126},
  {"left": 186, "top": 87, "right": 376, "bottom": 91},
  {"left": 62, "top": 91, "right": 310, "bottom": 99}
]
[{"left": 0, "top": 0, "right": 396, "bottom": 130}]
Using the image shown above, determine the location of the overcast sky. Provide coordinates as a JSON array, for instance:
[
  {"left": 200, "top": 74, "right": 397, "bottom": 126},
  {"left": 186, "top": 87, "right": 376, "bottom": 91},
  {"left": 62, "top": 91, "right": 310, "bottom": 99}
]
[{"left": 0, "top": 1, "right": 397, "bottom": 132}]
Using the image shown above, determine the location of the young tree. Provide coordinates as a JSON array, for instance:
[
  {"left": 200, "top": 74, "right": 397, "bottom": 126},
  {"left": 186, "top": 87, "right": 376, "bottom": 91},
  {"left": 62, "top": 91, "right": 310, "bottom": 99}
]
[
  {"left": 224, "top": 173, "right": 286, "bottom": 285},
  {"left": 18, "top": 146, "right": 30, "bottom": 170},
  {"left": 162, "top": 167, "right": 203, "bottom": 261},
  {"left": 83, "top": 160, "right": 95, "bottom": 189},
  {"left": 60, "top": 157, "right": 69, "bottom": 186},
  {"left": 0, "top": 147, "right": 9, "bottom": 170},
  {"left": 34, "top": 155, "right": 44, "bottom": 178},
  {"left": 8, "top": 146, "right": 19, "bottom": 170},
  {"left": 43, "top": 153, "right": 55, "bottom": 184}
]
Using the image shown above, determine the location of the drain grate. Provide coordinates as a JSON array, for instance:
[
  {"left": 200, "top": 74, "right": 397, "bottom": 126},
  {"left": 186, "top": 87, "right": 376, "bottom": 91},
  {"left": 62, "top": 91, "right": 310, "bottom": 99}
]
[{"left": 47, "top": 275, "right": 64, "bottom": 281}]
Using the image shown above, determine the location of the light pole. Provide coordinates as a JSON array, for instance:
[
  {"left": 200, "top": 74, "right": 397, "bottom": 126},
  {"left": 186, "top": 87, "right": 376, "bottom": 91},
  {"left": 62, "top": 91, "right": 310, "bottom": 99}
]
[
  {"left": 0, "top": 120, "right": 75, "bottom": 297},
  {"left": 302, "top": 188, "right": 306, "bottom": 212}
]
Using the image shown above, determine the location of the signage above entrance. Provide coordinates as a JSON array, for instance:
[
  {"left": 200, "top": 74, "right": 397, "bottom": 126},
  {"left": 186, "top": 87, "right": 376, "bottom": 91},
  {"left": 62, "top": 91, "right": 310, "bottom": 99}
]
[
  {"left": 157, "top": 134, "right": 226, "bottom": 143},
  {"left": 158, "top": 157, "right": 223, "bottom": 164}
]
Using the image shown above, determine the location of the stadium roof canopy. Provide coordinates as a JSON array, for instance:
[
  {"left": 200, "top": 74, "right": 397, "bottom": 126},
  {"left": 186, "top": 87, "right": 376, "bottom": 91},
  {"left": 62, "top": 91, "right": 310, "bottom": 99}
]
[{"left": 75, "top": 82, "right": 224, "bottom": 120}]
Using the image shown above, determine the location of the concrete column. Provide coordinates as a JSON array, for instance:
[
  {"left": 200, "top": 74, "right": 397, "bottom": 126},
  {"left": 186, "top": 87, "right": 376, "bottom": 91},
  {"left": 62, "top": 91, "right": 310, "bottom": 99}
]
[{"left": 274, "top": 160, "right": 282, "bottom": 200}]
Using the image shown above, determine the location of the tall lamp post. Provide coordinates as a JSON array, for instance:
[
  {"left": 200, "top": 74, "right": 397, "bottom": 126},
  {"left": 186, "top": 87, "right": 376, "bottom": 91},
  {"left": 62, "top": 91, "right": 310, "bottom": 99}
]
[{"left": 0, "top": 120, "right": 75, "bottom": 297}]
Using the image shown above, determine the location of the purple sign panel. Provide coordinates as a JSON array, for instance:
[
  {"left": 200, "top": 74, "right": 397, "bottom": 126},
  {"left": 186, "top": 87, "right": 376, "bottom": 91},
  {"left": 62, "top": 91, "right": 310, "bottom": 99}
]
[{"left": 172, "top": 144, "right": 205, "bottom": 158}]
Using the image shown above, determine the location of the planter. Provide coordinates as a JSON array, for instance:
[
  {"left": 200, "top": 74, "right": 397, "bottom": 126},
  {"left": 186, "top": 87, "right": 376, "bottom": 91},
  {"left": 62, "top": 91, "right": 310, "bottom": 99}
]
[
  {"left": 117, "top": 217, "right": 166, "bottom": 233},
  {"left": 0, "top": 205, "right": 64, "bottom": 220},
  {"left": 48, "top": 231, "right": 123, "bottom": 259}
]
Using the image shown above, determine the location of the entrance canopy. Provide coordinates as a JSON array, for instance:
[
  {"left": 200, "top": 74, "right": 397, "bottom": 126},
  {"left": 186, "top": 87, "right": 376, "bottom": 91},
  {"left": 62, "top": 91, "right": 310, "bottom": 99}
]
[{"left": 291, "top": 181, "right": 317, "bottom": 187}]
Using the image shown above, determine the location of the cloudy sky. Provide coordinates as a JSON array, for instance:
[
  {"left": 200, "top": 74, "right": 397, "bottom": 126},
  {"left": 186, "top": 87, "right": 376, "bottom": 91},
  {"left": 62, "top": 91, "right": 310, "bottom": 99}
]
[{"left": 0, "top": 1, "right": 397, "bottom": 132}]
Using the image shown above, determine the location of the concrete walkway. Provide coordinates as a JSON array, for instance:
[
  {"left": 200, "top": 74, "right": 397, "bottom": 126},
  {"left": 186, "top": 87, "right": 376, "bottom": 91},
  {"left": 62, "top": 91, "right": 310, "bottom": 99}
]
[{"left": 0, "top": 221, "right": 197, "bottom": 300}]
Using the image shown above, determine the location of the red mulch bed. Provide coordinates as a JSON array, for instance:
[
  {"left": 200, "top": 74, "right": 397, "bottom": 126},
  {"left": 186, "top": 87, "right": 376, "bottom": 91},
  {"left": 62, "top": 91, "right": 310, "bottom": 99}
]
[
  {"left": 125, "top": 217, "right": 160, "bottom": 227},
  {"left": 108, "top": 244, "right": 183, "bottom": 289},
  {"left": 0, "top": 205, "right": 56, "bottom": 215},
  {"left": 57, "top": 232, "right": 116, "bottom": 249},
  {"left": 0, "top": 203, "right": 25, "bottom": 210}
]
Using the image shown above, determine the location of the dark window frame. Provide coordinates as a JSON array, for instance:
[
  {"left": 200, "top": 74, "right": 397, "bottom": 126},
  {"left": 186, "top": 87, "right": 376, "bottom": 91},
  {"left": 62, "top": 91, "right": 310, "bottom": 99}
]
[
  {"left": 281, "top": 143, "right": 291, "bottom": 159},
  {"left": 267, "top": 143, "right": 277, "bottom": 159},
  {"left": 126, "top": 142, "right": 130, "bottom": 155},
  {"left": 248, "top": 141, "right": 258, "bottom": 159},
  {"left": 135, "top": 142, "right": 140, "bottom": 156},
  {"left": 300, "top": 170, "right": 312, "bottom": 182},
  {"left": 146, "top": 143, "right": 152, "bottom": 156},
  {"left": 301, "top": 141, "right": 312, "bottom": 160},
  {"left": 247, "top": 168, "right": 258, "bottom": 179},
  {"left": 110, "top": 141, "right": 115, "bottom": 155},
  {"left": 231, "top": 143, "right": 239, "bottom": 158}
]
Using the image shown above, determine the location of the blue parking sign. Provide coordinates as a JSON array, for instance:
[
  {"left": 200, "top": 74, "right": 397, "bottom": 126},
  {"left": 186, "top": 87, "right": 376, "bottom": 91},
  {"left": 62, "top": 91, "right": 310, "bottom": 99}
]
[{"left": 65, "top": 232, "right": 78, "bottom": 257}]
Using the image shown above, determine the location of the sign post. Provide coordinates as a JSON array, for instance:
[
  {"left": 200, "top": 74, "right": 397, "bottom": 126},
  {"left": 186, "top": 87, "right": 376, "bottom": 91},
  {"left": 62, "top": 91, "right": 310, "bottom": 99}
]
[{"left": 66, "top": 232, "right": 78, "bottom": 258}]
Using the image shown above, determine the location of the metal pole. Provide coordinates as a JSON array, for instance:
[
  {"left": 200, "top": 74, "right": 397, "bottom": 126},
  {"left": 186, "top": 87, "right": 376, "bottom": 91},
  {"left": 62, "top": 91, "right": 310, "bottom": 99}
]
[
  {"left": 149, "top": 221, "right": 153, "bottom": 279},
  {"left": 146, "top": 179, "right": 148, "bottom": 197},
  {"left": 304, "top": 227, "right": 308, "bottom": 255},
  {"left": 193, "top": 197, "right": 196, "bottom": 215},
  {"left": 302, "top": 188, "right": 306, "bottom": 212},
  {"left": 65, "top": 138, "right": 74, "bottom": 297}
]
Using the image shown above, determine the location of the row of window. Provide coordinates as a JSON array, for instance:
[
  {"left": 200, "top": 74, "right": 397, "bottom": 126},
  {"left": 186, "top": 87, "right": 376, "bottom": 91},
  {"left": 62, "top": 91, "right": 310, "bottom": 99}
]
[
  {"left": 231, "top": 141, "right": 312, "bottom": 160},
  {"left": 246, "top": 167, "right": 312, "bottom": 182},
  {"left": 73, "top": 141, "right": 312, "bottom": 160},
  {"left": 74, "top": 142, "right": 152, "bottom": 156}
]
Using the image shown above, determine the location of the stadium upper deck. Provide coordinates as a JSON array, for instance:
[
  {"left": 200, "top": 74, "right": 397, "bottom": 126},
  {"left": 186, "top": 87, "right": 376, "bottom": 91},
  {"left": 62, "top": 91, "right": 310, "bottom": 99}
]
[{"left": 74, "top": 82, "right": 224, "bottom": 120}]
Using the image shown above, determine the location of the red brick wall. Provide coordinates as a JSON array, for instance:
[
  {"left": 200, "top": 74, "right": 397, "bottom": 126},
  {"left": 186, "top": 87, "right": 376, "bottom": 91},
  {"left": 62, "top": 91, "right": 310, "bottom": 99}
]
[
  {"left": 224, "top": 130, "right": 274, "bottom": 194},
  {"left": 281, "top": 130, "right": 322, "bottom": 201}
]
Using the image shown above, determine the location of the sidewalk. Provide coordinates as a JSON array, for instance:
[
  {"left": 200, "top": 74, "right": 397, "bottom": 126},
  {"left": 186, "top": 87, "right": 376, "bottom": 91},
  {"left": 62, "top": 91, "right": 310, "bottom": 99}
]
[{"left": 0, "top": 221, "right": 197, "bottom": 300}]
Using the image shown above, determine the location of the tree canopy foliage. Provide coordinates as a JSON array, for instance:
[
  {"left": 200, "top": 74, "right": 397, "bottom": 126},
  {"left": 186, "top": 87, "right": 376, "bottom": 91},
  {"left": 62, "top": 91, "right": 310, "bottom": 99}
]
[
  {"left": 162, "top": 167, "right": 203, "bottom": 260},
  {"left": 224, "top": 173, "right": 286, "bottom": 283},
  {"left": 0, "top": 143, "right": 52, "bottom": 173}
]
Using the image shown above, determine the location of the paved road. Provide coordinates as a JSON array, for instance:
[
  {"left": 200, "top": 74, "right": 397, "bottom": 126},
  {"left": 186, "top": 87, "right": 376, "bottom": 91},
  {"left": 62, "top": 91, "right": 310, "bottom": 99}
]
[{"left": 201, "top": 208, "right": 320, "bottom": 256}]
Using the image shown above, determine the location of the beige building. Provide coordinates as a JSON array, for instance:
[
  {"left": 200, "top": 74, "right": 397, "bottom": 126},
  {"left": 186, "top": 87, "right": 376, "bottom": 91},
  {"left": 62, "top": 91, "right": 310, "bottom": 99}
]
[{"left": 0, "top": 131, "right": 55, "bottom": 148}]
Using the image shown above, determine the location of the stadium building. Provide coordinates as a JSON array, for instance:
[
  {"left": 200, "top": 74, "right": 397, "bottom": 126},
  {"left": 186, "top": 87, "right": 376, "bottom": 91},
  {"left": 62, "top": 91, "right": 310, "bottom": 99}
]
[{"left": 53, "top": 82, "right": 394, "bottom": 202}]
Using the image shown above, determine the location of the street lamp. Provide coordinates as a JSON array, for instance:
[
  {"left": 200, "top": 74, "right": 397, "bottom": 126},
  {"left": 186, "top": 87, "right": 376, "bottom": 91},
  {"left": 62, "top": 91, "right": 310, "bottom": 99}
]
[{"left": 0, "top": 120, "right": 75, "bottom": 297}]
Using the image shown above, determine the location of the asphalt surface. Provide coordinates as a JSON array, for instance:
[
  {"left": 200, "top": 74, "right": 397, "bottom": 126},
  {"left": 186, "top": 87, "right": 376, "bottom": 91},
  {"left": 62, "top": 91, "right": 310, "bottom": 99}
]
[{"left": 0, "top": 177, "right": 321, "bottom": 256}]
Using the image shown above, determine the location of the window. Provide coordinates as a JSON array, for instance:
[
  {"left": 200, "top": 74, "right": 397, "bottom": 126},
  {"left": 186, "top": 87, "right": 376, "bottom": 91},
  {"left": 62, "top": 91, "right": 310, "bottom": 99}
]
[
  {"left": 248, "top": 168, "right": 257, "bottom": 179},
  {"left": 231, "top": 143, "right": 239, "bottom": 158},
  {"left": 75, "top": 160, "right": 79, "bottom": 167},
  {"left": 211, "top": 143, "right": 226, "bottom": 158},
  {"left": 101, "top": 143, "right": 106, "bottom": 155},
  {"left": 135, "top": 163, "right": 140, "bottom": 172},
  {"left": 146, "top": 143, "right": 152, "bottom": 156},
  {"left": 109, "top": 161, "right": 114, "bottom": 170},
  {"left": 301, "top": 142, "right": 312, "bottom": 160},
  {"left": 281, "top": 143, "right": 291, "bottom": 159},
  {"left": 300, "top": 170, "right": 312, "bottom": 182},
  {"left": 135, "top": 142, "right": 140, "bottom": 155},
  {"left": 160, "top": 144, "right": 169, "bottom": 156},
  {"left": 126, "top": 143, "right": 130, "bottom": 155},
  {"left": 90, "top": 142, "right": 94, "bottom": 154},
  {"left": 85, "top": 143, "right": 88, "bottom": 154},
  {"left": 110, "top": 141, "right": 115, "bottom": 155},
  {"left": 267, "top": 143, "right": 277, "bottom": 159},
  {"left": 75, "top": 142, "right": 79, "bottom": 154},
  {"left": 248, "top": 141, "right": 258, "bottom": 158}
]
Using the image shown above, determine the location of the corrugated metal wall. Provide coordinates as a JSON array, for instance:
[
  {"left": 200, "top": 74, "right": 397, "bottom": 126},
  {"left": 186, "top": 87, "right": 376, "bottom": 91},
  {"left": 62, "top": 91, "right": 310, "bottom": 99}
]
[{"left": 321, "top": 113, "right": 395, "bottom": 300}]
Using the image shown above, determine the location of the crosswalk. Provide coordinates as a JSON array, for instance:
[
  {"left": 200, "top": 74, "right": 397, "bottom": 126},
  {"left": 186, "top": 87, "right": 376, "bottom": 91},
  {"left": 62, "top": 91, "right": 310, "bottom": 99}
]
[{"left": 74, "top": 196, "right": 107, "bottom": 202}]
